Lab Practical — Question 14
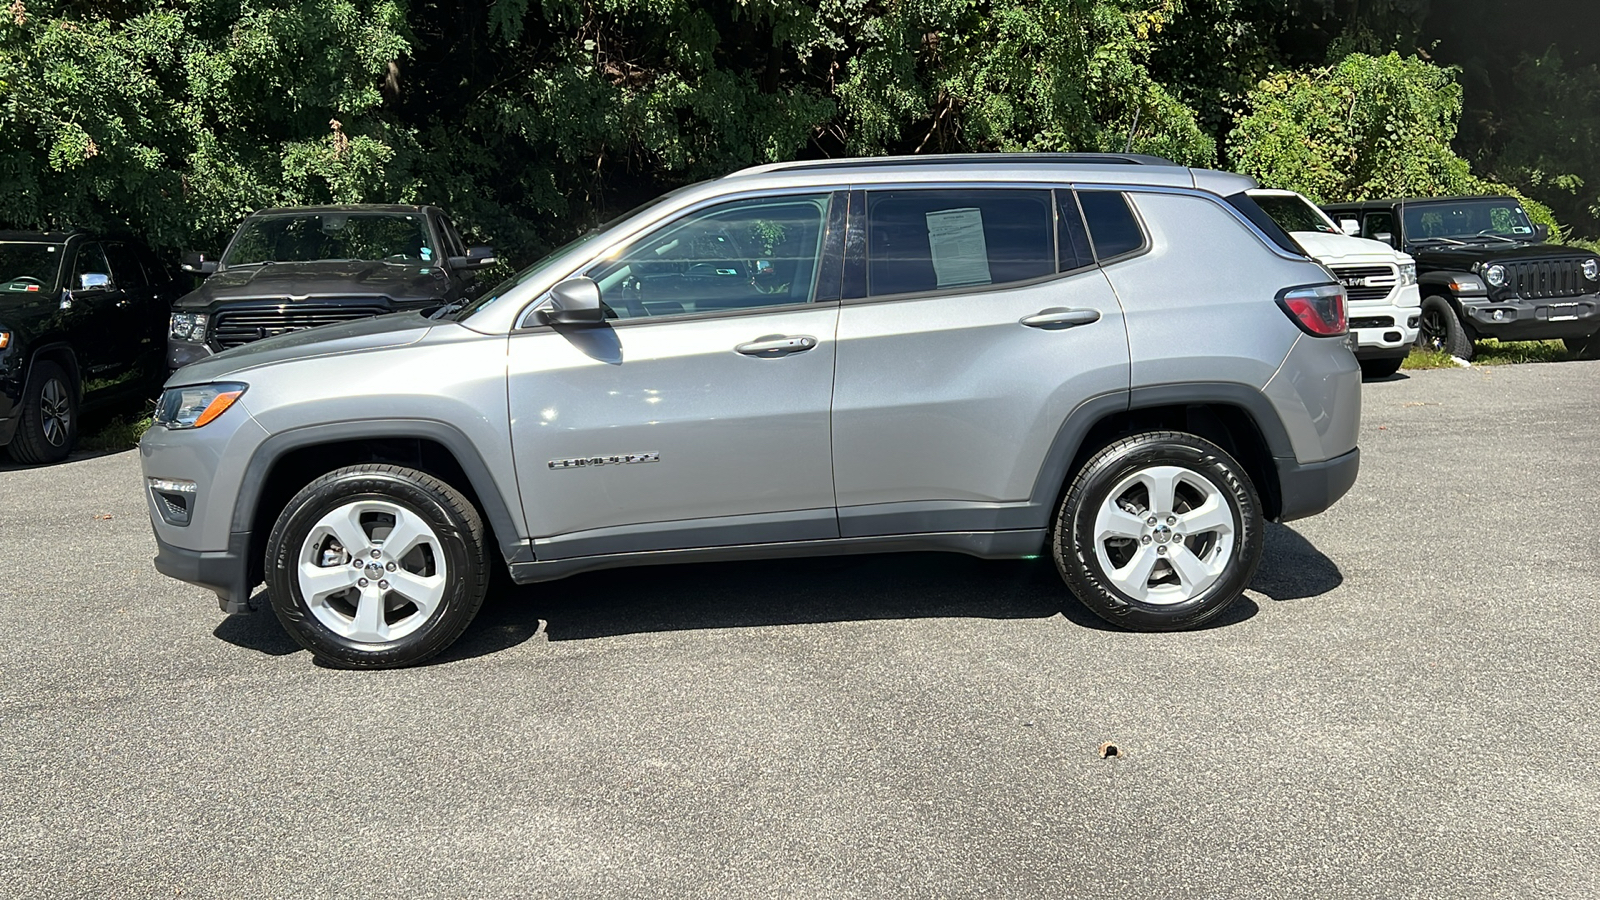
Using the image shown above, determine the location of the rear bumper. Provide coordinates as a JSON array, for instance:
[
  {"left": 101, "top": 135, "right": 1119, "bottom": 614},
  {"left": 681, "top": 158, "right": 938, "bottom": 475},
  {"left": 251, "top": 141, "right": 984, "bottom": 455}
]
[
  {"left": 1461, "top": 295, "right": 1600, "bottom": 342},
  {"left": 153, "top": 530, "right": 256, "bottom": 614},
  {"left": 1276, "top": 447, "right": 1359, "bottom": 523}
]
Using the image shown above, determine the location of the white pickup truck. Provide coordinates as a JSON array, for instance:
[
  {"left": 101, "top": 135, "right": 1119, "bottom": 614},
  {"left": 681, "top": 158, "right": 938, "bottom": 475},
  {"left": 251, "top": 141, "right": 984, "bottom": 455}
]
[{"left": 1250, "top": 189, "right": 1421, "bottom": 378}]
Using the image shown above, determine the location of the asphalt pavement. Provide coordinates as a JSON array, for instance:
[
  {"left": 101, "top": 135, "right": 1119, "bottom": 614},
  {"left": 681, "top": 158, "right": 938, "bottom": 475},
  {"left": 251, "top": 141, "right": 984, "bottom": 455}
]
[{"left": 2, "top": 360, "right": 1597, "bottom": 898}]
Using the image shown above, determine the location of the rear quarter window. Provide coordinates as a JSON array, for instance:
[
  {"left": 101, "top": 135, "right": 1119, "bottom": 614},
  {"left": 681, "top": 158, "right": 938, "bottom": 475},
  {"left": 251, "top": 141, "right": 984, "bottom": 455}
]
[
  {"left": 1078, "top": 191, "right": 1147, "bottom": 261},
  {"left": 1223, "top": 192, "right": 1307, "bottom": 257}
]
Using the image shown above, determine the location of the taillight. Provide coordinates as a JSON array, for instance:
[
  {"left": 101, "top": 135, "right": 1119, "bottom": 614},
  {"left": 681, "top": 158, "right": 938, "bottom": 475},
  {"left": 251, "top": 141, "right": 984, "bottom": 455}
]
[{"left": 1277, "top": 284, "right": 1347, "bottom": 336}]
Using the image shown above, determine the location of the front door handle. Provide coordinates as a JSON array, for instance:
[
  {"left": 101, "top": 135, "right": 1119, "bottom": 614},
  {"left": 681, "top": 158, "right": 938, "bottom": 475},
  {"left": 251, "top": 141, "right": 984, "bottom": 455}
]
[
  {"left": 735, "top": 334, "right": 818, "bottom": 358},
  {"left": 1020, "top": 307, "right": 1101, "bottom": 330}
]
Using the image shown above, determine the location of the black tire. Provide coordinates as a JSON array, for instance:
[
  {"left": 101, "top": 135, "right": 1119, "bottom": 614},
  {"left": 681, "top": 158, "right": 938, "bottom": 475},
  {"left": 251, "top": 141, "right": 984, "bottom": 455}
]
[
  {"left": 1359, "top": 355, "right": 1405, "bottom": 379},
  {"left": 6, "top": 360, "right": 77, "bottom": 464},
  {"left": 1418, "top": 295, "right": 1473, "bottom": 360},
  {"left": 265, "top": 464, "right": 490, "bottom": 668},
  {"left": 1052, "top": 431, "right": 1264, "bottom": 632},
  {"left": 1565, "top": 331, "right": 1600, "bottom": 361}
]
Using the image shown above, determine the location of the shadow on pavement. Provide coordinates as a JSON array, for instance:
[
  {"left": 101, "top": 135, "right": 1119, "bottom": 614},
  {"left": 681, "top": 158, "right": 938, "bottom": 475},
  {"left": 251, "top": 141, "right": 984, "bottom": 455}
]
[
  {"left": 1249, "top": 522, "right": 1343, "bottom": 601},
  {"left": 212, "top": 524, "right": 1340, "bottom": 661}
]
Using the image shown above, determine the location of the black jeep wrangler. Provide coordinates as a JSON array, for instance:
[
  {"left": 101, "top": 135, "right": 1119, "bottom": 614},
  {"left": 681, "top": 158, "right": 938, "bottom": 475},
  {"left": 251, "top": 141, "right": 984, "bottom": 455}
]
[
  {"left": 1322, "top": 196, "right": 1600, "bottom": 360},
  {"left": 168, "top": 205, "right": 496, "bottom": 371},
  {"left": 1, "top": 231, "right": 178, "bottom": 463}
]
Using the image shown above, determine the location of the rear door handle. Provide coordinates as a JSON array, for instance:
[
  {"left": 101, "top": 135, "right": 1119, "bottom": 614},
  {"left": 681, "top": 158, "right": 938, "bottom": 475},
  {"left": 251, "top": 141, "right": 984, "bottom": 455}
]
[
  {"left": 1020, "top": 307, "right": 1101, "bottom": 330},
  {"left": 735, "top": 334, "right": 818, "bottom": 357}
]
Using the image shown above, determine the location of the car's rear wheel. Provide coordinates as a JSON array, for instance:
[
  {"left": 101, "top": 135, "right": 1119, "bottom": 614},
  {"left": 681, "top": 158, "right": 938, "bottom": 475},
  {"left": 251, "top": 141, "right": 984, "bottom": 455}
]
[
  {"left": 6, "top": 361, "right": 77, "bottom": 464},
  {"left": 1053, "top": 432, "right": 1263, "bottom": 631},
  {"left": 1418, "top": 296, "right": 1473, "bottom": 360},
  {"left": 265, "top": 464, "right": 489, "bottom": 668},
  {"left": 1359, "top": 355, "right": 1405, "bottom": 379}
]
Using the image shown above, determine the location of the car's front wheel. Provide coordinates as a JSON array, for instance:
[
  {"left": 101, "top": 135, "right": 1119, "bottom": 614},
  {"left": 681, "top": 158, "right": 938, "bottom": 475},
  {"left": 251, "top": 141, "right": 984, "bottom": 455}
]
[
  {"left": 6, "top": 361, "right": 77, "bottom": 464},
  {"left": 265, "top": 464, "right": 490, "bottom": 668},
  {"left": 1418, "top": 296, "right": 1474, "bottom": 360},
  {"left": 1053, "top": 432, "right": 1263, "bottom": 631}
]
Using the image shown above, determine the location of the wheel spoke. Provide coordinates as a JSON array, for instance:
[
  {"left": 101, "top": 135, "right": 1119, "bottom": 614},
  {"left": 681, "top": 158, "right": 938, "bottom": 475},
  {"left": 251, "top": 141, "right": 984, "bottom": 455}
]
[
  {"left": 1176, "top": 496, "right": 1233, "bottom": 536},
  {"left": 380, "top": 508, "right": 429, "bottom": 559},
  {"left": 298, "top": 562, "right": 361, "bottom": 602},
  {"left": 349, "top": 590, "right": 388, "bottom": 643},
  {"left": 387, "top": 569, "right": 445, "bottom": 617},
  {"left": 1109, "top": 545, "right": 1161, "bottom": 598},
  {"left": 319, "top": 505, "right": 371, "bottom": 558},
  {"left": 1138, "top": 467, "right": 1183, "bottom": 518},
  {"left": 1094, "top": 503, "right": 1147, "bottom": 542},
  {"left": 1167, "top": 543, "right": 1224, "bottom": 595}
]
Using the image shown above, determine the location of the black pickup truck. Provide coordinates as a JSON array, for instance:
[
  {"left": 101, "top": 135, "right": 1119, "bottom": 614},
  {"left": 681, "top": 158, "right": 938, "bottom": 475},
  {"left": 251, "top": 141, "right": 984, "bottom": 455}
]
[
  {"left": 1, "top": 231, "right": 177, "bottom": 463},
  {"left": 168, "top": 204, "right": 496, "bottom": 371},
  {"left": 1322, "top": 196, "right": 1600, "bottom": 360}
]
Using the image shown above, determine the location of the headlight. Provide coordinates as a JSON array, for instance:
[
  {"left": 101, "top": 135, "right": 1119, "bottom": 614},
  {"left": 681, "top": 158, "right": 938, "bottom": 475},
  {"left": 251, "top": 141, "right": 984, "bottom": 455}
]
[
  {"left": 169, "top": 312, "right": 209, "bottom": 342},
  {"left": 1585, "top": 258, "right": 1599, "bottom": 281},
  {"left": 1398, "top": 262, "right": 1417, "bottom": 287},
  {"left": 153, "top": 382, "right": 247, "bottom": 429},
  {"left": 1484, "top": 265, "right": 1507, "bottom": 288}
]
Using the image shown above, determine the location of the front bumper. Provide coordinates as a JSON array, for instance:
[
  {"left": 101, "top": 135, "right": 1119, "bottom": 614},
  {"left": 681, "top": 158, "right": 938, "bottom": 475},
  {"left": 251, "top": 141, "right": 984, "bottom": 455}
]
[
  {"left": 1461, "top": 294, "right": 1600, "bottom": 342},
  {"left": 1349, "top": 303, "right": 1421, "bottom": 359},
  {"left": 153, "top": 530, "right": 257, "bottom": 614},
  {"left": 1276, "top": 447, "right": 1359, "bottom": 523},
  {"left": 168, "top": 338, "right": 214, "bottom": 373}
]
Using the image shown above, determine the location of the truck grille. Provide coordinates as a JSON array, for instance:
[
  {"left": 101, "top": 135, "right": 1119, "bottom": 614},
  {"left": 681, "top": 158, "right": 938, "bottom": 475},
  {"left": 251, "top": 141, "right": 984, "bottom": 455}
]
[
  {"left": 212, "top": 303, "right": 389, "bottom": 349},
  {"left": 1330, "top": 264, "right": 1397, "bottom": 303},
  {"left": 1505, "top": 260, "right": 1588, "bottom": 299}
]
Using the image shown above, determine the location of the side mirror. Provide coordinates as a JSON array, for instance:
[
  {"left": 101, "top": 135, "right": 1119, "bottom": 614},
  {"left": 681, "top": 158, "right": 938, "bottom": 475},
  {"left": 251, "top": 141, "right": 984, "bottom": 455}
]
[
  {"left": 1373, "top": 232, "right": 1394, "bottom": 247},
  {"left": 1339, "top": 220, "right": 1360, "bottom": 236},
  {"left": 181, "top": 252, "right": 218, "bottom": 275},
  {"left": 1533, "top": 223, "right": 1551, "bottom": 242},
  {"left": 449, "top": 246, "right": 498, "bottom": 270},
  {"left": 537, "top": 277, "right": 604, "bottom": 325},
  {"left": 77, "top": 272, "right": 113, "bottom": 292}
]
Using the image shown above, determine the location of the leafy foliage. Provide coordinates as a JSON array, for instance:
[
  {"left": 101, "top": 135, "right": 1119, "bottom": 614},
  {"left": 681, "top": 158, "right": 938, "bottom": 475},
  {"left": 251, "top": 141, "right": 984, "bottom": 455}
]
[{"left": 0, "top": 0, "right": 1596, "bottom": 263}]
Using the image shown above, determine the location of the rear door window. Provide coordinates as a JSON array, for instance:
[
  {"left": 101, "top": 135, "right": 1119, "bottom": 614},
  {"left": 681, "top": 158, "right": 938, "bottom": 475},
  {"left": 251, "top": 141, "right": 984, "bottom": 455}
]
[
  {"left": 1078, "top": 191, "right": 1147, "bottom": 261},
  {"left": 103, "top": 243, "right": 147, "bottom": 289},
  {"left": 865, "top": 189, "right": 1054, "bottom": 297}
]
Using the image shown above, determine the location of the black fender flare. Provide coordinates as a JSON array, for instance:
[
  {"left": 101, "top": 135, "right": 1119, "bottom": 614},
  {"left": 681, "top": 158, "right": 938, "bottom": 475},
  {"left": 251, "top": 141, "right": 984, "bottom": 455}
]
[{"left": 229, "top": 418, "right": 530, "bottom": 566}]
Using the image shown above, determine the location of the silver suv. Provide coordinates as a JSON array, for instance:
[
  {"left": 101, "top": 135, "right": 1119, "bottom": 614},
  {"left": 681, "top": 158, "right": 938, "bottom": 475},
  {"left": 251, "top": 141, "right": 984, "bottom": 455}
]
[{"left": 141, "top": 154, "right": 1361, "bottom": 668}]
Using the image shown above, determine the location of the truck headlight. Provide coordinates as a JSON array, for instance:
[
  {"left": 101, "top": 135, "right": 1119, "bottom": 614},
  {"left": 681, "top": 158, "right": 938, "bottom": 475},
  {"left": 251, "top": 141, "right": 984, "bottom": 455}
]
[
  {"left": 169, "top": 312, "right": 209, "bottom": 342},
  {"left": 1585, "top": 259, "right": 1598, "bottom": 281},
  {"left": 1485, "top": 264, "right": 1507, "bottom": 288},
  {"left": 1398, "top": 262, "right": 1417, "bottom": 287},
  {"left": 153, "top": 382, "right": 247, "bottom": 429}
]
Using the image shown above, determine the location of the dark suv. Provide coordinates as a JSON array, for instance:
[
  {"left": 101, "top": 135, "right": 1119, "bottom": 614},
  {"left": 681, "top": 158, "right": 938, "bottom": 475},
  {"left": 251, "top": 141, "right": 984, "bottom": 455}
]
[
  {"left": 1322, "top": 196, "right": 1600, "bottom": 360},
  {"left": 1, "top": 231, "right": 177, "bottom": 463},
  {"left": 168, "top": 205, "right": 496, "bottom": 371}
]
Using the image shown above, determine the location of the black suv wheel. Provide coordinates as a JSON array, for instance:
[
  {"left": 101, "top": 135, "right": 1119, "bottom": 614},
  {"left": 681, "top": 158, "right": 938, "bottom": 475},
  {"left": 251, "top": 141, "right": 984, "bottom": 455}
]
[{"left": 7, "top": 361, "right": 77, "bottom": 464}]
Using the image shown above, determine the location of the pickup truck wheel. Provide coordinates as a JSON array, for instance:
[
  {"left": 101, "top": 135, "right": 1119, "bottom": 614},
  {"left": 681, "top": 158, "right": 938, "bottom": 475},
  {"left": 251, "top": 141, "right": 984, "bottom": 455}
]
[
  {"left": 1359, "top": 355, "right": 1405, "bottom": 379},
  {"left": 265, "top": 464, "right": 489, "bottom": 669},
  {"left": 6, "top": 361, "right": 76, "bottom": 464},
  {"left": 1053, "top": 432, "right": 1263, "bottom": 632},
  {"left": 1419, "top": 296, "right": 1474, "bottom": 360}
]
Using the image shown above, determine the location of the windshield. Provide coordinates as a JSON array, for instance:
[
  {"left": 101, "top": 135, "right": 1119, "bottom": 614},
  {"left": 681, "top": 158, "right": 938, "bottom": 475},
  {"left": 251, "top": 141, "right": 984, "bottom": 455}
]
[
  {"left": 223, "top": 213, "right": 436, "bottom": 266},
  {"left": 0, "top": 242, "right": 65, "bottom": 294},
  {"left": 1253, "top": 194, "right": 1339, "bottom": 235},
  {"left": 1403, "top": 199, "right": 1536, "bottom": 241},
  {"left": 439, "top": 189, "right": 689, "bottom": 321}
]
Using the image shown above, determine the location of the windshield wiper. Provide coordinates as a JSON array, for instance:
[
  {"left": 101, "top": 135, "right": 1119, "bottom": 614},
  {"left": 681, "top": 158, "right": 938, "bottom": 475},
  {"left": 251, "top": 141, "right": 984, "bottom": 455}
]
[
  {"left": 1471, "top": 233, "right": 1521, "bottom": 244},
  {"left": 1414, "top": 236, "right": 1467, "bottom": 246},
  {"left": 226, "top": 260, "right": 275, "bottom": 268},
  {"left": 429, "top": 300, "right": 467, "bottom": 320}
]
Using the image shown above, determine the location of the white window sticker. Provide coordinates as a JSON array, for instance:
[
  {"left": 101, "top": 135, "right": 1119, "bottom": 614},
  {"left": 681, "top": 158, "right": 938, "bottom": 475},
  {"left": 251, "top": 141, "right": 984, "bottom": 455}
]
[{"left": 925, "top": 208, "right": 992, "bottom": 288}]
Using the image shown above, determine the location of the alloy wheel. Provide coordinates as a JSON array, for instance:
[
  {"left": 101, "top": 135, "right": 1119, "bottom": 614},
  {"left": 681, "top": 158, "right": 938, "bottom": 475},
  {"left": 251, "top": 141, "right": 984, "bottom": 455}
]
[
  {"left": 39, "top": 378, "right": 71, "bottom": 447},
  {"left": 296, "top": 499, "right": 448, "bottom": 644},
  {"left": 1091, "top": 465, "right": 1237, "bottom": 605}
]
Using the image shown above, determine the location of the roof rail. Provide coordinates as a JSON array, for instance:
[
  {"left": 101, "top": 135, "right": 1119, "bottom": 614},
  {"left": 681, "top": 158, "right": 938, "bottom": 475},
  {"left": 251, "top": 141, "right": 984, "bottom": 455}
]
[{"left": 730, "top": 152, "right": 1180, "bottom": 178}]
